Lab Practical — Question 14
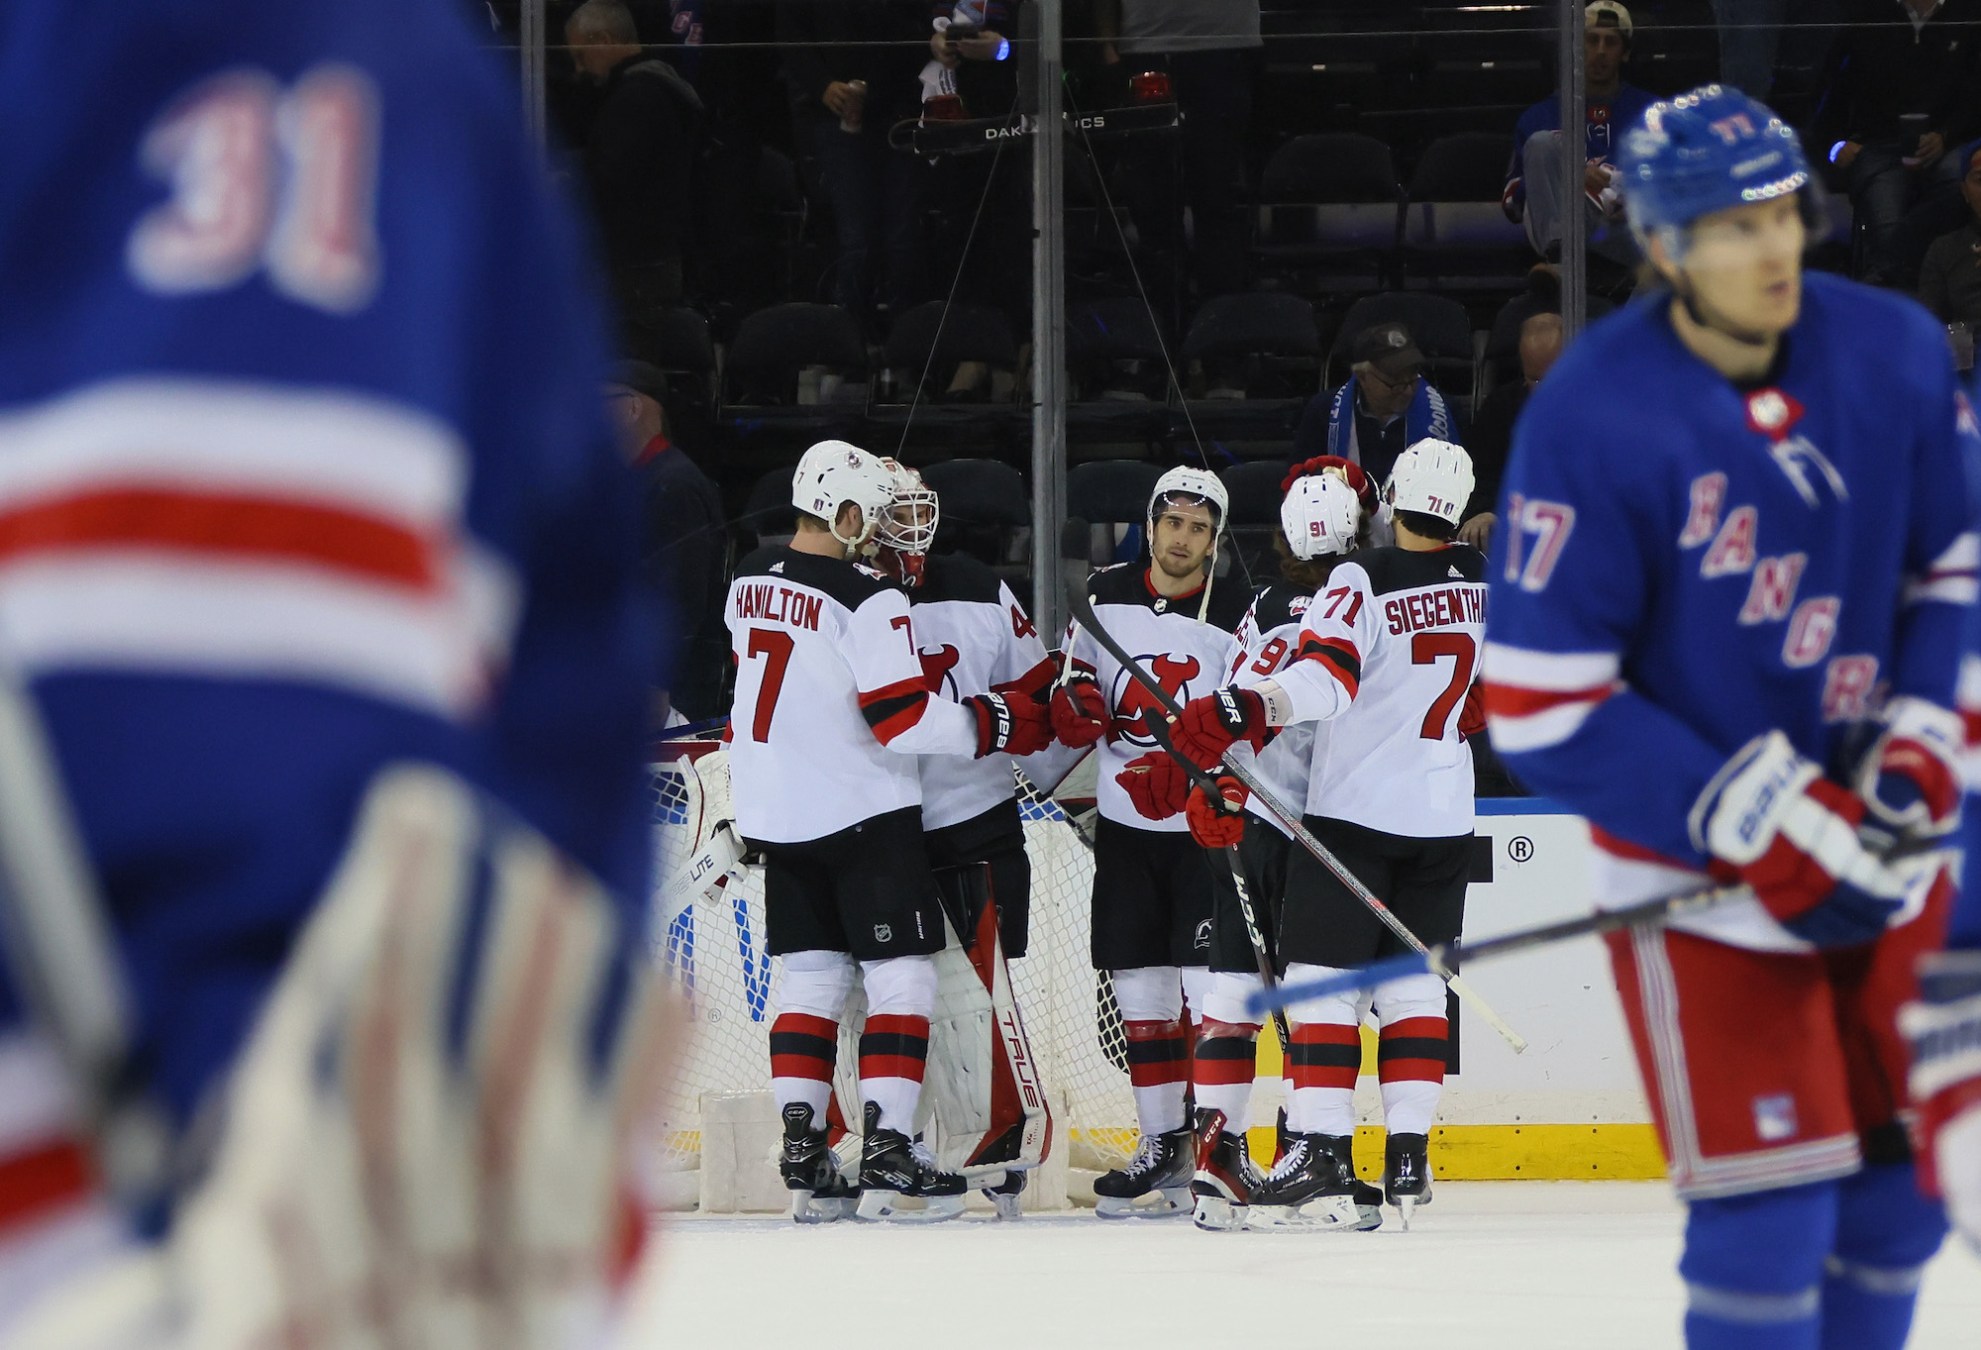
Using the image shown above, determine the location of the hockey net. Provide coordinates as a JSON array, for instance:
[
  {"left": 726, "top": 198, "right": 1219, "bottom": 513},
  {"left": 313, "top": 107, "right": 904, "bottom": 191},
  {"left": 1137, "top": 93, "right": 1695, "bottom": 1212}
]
[{"left": 646, "top": 735, "right": 1137, "bottom": 1208}]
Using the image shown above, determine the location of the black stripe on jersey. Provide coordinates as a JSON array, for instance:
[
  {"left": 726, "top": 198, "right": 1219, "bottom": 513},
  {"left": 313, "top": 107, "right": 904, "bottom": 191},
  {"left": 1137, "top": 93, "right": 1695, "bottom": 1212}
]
[
  {"left": 1086, "top": 562, "right": 1252, "bottom": 633},
  {"left": 1376, "top": 1036, "right": 1450, "bottom": 1064},
  {"left": 861, "top": 683, "right": 929, "bottom": 738},
  {"left": 732, "top": 544, "right": 893, "bottom": 610},
  {"left": 768, "top": 1030, "right": 838, "bottom": 1062},
  {"left": 1296, "top": 633, "right": 1363, "bottom": 690},
  {"left": 1123, "top": 1035, "right": 1188, "bottom": 1066},
  {"left": 1285, "top": 1040, "right": 1363, "bottom": 1070},
  {"left": 1354, "top": 543, "right": 1485, "bottom": 595}
]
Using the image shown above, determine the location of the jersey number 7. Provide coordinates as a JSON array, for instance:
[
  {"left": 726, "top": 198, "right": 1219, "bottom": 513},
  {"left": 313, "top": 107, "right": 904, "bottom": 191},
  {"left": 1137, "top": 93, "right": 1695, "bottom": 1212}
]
[
  {"left": 1413, "top": 632, "right": 1477, "bottom": 740},
  {"left": 743, "top": 628, "right": 795, "bottom": 742}
]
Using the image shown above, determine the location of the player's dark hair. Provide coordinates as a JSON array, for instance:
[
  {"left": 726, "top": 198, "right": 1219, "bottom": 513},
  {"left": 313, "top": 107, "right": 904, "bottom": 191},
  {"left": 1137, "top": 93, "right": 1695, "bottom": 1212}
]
[{"left": 1395, "top": 509, "right": 1459, "bottom": 542}]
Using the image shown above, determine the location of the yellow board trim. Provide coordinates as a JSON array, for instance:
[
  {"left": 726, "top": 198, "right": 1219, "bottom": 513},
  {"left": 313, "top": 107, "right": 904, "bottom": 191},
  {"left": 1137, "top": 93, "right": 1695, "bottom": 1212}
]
[{"left": 1237, "top": 1122, "right": 1668, "bottom": 1181}]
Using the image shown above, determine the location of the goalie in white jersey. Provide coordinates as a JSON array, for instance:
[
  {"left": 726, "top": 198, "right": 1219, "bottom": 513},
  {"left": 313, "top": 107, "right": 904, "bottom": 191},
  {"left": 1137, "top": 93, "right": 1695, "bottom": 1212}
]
[
  {"left": 724, "top": 441, "right": 1048, "bottom": 1222},
  {"left": 1130, "top": 439, "right": 1487, "bottom": 1230},
  {"left": 1051, "top": 466, "right": 1249, "bottom": 1216}
]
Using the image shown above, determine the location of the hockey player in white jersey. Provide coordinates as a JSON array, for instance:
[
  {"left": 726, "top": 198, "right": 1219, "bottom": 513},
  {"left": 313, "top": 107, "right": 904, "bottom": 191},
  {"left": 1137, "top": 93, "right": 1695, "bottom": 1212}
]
[
  {"left": 1051, "top": 467, "right": 1249, "bottom": 1215},
  {"left": 1186, "top": 464, "right": 1370, "bottom": 1231},
  {"left": 869, "top": 460, "right": 1057, "bottom": 1213},
  {"left": 727, "top": 441, "right": 1047, "bottom": 1222},
  {"left": 1130, "top": 440, "right": 1487, "bottom": 1231}
]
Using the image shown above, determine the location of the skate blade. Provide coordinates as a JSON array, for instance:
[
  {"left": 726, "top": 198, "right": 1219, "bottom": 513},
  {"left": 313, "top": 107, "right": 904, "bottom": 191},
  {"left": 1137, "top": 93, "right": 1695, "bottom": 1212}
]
[
  {"left": 1394, "top": 1193, "right": 1426, "bottom": 1231},
  {"left": 984, "top": 1189, "right": 1024, "bottom": 1220},
  {"left": 856, "top": 1189, "right": 965, "bottom": 1223},
  {"left": 1094, "top": 1186, "right": 1191, "bottom": 1220},
  {"left": 1244, "top": 1194, "right": 1363, "bottom": 1232},
  {"left": 1191, "top": 1194, "right": 1248, "bottom": 1232},
  {"left": 789, "top": 1190, "right": 857, "bottom": 1225}
]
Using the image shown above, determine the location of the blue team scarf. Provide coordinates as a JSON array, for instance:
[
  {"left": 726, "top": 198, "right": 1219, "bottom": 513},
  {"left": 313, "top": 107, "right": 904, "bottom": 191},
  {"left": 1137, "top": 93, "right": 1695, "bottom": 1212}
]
[{"left": 1324, "top": 375, "right": 1451, "bottom": 467}]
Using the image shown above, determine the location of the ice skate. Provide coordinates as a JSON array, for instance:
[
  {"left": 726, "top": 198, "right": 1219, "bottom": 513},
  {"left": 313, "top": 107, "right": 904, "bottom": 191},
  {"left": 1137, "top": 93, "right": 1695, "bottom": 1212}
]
[
  {"left": 1385, "top": 1131, "right": 1433, "bottom": 1230},
  {"left": 1092, "top": 1125, "right": 1195, "bottom": 1218},
  {"left": 1244, "top": 1131, "right": 1368, "bottom": 1231},
  {"left": 1317, "top": 1132, "right": 1385, "bottom": 1230},
  {"left": 981, "top": 1167, "right": 1026, "bottom": 1220},
  {"left": 779, "top": 1103, "right": 858, "bottom": 1224},
  {"left": 855, "top": 1103, "right": 967, "bottom": 1223},
  {"left": 1190, "top": 1108, "right": 1263, "bottom": 1232}
]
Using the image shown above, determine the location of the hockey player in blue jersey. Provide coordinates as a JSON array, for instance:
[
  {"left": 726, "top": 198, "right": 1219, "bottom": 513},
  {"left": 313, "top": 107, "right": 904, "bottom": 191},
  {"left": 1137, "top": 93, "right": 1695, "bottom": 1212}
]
[
  {"left": 1483, "top": 86, "right": 1976, "bottom": 1348},
  {"left": 0, "top": 1, "right": 667, "bottom": 1344}
]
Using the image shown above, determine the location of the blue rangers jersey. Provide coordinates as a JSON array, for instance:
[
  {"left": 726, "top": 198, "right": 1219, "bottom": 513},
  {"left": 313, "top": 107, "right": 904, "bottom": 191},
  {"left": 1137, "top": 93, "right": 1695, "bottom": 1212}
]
[
  {"left": 0, "top": 0, "right": 655, "bottom": 1171},
  {"left": 1483, "top": 273, "right": 1979, "bottom": 953}
]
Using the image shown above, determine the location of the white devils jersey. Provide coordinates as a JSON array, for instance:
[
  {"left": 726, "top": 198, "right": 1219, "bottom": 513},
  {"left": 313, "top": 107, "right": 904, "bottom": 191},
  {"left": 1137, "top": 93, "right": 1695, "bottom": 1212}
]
[
  {"left": 1065, "top": 564, "right": 1247, "bottom": 831},
  {"left": 1229, "top": 582, "right": 1327, "bottom": 840},
  {"left": 725, "top": 545, "right": 976, "bottom": 843},
  {"left": 1274, "top": 544, "right": 1487, "bottom": 838},
  {"left": 903, "top": 553, "right": 1056, "bottom": 830}
]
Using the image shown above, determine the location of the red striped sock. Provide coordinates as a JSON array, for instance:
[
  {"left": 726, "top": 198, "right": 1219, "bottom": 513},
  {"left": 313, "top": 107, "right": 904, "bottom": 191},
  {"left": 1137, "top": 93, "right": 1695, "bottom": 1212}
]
[
  {"left": 769, "top": 1012, "right": 838, "bottom": 1126},
  {"left": 1124, "top": 1018, "right": 1190, "bottom": 1135},
  {"left": 1193, "top": 1019, "right": 1260, "bottom": 1131},
  {"left": 1287, "top": 1020, "right": 1361, "bottom": 1136},
  {"left": 1378, "top": 1015, "right": 1448, "bottom": 1136},
  {"left": 859, "top": 1013, "right": 931, "bottom": 1134}
]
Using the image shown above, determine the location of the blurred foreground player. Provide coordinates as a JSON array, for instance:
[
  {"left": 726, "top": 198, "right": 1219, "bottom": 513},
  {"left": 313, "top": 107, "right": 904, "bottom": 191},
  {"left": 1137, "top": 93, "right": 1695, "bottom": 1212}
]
[
  {"left": 1485, "top": 87, "right": 1970, "bottom": 1348},
  {"left": 0, "top": 2, "right": 675, "bottom": 1345},
  {"left": 728, "top": 442, "right": 1045, "bottom": 1223}
]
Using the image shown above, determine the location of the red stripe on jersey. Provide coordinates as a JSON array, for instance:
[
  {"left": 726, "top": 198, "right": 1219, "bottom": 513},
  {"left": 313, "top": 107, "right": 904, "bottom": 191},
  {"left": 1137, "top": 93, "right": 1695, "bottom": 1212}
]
[
  {"left": 1482, "top": 680, "right": 1615, "bottom": 719},
  {"left": 1964, "top": 709, "right": 1981, "bottom": 748},
  {"left": 859, "top": 676, "right": 932, "bottom": 745},
  {"left": 0, "top": 1138, "right": 93, "bottom": 1231},
  {"left": 0, "top": 487, "right": 438, "bottom": 591},
  {"left": 1297, "top": 634, "right": 1362, "bottom": 700},
  {"left": 994, "top": 655, "right": 1058, "bottom": 702}
]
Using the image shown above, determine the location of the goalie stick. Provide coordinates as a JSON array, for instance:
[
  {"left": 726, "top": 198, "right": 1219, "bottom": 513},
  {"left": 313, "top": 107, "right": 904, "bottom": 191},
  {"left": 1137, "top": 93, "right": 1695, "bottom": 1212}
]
[
  {"left": 1064, "top": 580, "right": 1530, "bottom": 1054},
  {"left": 1250, "top": 836, "right": 1957, "bottom": 1017}
]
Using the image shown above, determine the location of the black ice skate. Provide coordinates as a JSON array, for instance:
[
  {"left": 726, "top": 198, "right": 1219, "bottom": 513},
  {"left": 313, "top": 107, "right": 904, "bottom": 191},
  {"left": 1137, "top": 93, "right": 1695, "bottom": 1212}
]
[
  {"left": 1190, "top": 1108, "right": 1263, "bottom": 1232},
  {"left": 779, "top": 1103, "right": 858, "bottom": 1224},
  {"left": 1244, "top": 1131, "right": 1370, "bottom": 1232},
  {"left": 1385, "top": 1131, "right": 1433, "bottom": 1230},
  {"left": 1092, "top": 1125, "right": 1195, "bottom": 1218},
  {"left": 1317, "top": 1133, "right": 1385, "bottom": 1231},
  {"left": 855, "top": 1102, "right": 967, "bottom": 1223}
]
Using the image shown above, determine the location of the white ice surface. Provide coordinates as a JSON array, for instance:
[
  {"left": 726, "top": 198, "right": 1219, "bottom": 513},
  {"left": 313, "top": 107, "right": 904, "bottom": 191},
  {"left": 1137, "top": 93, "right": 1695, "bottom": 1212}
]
[{"left": 615, "top": 1183, "right": 1981, "bottom": 1349}]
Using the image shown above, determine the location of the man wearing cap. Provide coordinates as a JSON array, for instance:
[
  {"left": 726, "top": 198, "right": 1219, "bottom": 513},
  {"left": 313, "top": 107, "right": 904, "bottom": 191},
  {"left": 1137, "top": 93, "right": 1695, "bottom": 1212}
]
[
  {"left": 1918, "top": 139, "right": 1981, "bottom": 335},
  {"left": 1503, "top": 2, "right": 1655, "bottom": 266},
  {"left": 1291, "top": 322, "right": 1461, "bottom": 511},
  {"left": 607, "top": 359, "right": 728, "bottom": 719}
]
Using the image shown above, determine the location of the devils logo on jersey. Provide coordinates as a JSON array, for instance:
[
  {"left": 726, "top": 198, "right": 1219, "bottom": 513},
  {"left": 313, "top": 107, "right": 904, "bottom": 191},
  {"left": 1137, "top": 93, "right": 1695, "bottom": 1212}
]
[
  {"left": 1110, "top": 653, "right": 1201, "bottom": 747},
  {"left": 918, "top": 643, "right": 962, "bottom": 697}
]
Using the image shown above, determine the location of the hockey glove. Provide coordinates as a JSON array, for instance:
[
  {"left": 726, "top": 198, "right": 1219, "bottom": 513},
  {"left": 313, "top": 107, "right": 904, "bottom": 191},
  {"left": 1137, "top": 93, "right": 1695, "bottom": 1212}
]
[
  {"left": 1185, "top": 774, "right": 1249, "bottom": 849},
  {"left": 1170, "top": 686, "right": 1269, "bottom": 771},
  {"left": 1117, "top": 750, "right": 1191, "bottom": 821},
  {"left": 1458, "top": 681, "right": 1486, "bottom": 742},
  {"left": 1692, "top": 731, "right": 1938, "bottom": 948},
  {"left": 966, "top": 691, "right": 1051, "bottom": 758},
  {"left": 1049, "top": 672, "right": 1109, "bottom": 748},
  {"left": 1900, "top": 949, "right": 1981, "bottom": 1252},
  {"left": 1840, "top": 696, "right": 1963, "bottom": 841}
]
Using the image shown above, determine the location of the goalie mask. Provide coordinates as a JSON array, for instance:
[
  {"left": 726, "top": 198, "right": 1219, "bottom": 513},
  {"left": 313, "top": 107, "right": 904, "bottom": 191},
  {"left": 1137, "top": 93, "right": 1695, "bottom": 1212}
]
[
  {"left": 1281, "top": 471, "right": 1362, "bottom": 561},
  {"left": 1386, "top": 438, "right": 1475, "bottom": 528},
  {"left": 874, "top": 458, "right": 940, "bottom": 586},
  {"left": 792, "top": 440, "right": 897, "bottom": 552}
]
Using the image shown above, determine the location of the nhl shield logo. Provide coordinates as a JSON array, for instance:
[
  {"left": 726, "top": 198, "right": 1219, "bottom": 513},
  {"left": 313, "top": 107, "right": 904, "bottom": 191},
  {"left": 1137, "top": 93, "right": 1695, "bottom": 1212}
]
[{"left": 873, "top": 923, "right": 893, "bottom": 944}]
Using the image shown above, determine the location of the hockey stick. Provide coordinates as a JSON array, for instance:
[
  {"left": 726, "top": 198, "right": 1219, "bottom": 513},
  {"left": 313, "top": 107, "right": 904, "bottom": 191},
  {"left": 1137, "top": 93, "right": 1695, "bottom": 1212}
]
[
  {"left": 1248, "top": 834, "right": 1958, "bottom": 1017},
  {"left": 1065, "top": 581, "right": 1530, "bottom": 1054}
]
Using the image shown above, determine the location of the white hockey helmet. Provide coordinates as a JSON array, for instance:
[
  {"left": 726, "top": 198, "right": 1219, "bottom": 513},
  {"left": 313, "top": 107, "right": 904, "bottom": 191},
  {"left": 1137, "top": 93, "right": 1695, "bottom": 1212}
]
[
  {"left": 1146, "top": 465, "right": 1229, "bottom": 547},
  {"left": 875, "top": 457, "right": 940, "bottom": 585},
  {"left": 792, "top": 439, "right": 896, "bottom": 550},
  {"left": 1386, "top": 438, "right": 1476, "bottom": 528},
  {"left": 1281, "top": 470, "right": 1363, "bottom": 560}
]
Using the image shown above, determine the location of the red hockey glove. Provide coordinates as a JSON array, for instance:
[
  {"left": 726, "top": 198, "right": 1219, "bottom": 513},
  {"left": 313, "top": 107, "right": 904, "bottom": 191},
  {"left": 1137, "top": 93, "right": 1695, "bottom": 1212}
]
[
  {"left": 1050, "top": 672, "right": 1109, "bottom": 748},
  {"left": 1845, "top": 697, "right": 1962, "bottom": 841},
  {"left": 1117, "top": 751, "right": 1191, "bottom": 821},
  {"left": 1458, "top": 681, "right": 1486, "bottom": 742},
  {"left": 1901, "top": 950, "right": 1981, "bottom": 1248},
  {"left": 1281, "top": 455, "right": 1376, "bottom": 514},
  {"left": 1694, "top": 732, "right": 1939, "bottom": 948},
  {"left": 1185, "top": 774, "right": 1249, "bottom": 849},
  {"left": 1170, "top": 686, "right": 1269, "bottom": 771},
  {"left": 965, "top": 691, "right": 1050, "bottom": 758}
]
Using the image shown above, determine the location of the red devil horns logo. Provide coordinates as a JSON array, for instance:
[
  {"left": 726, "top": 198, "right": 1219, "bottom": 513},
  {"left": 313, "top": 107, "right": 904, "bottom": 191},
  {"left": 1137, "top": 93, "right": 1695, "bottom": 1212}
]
[
  {"left": 919, "top": 643, "right": 962, "bottom": 697},
  {"left": 1113, "top": 653, "right": 1201, "bottom": 746}
]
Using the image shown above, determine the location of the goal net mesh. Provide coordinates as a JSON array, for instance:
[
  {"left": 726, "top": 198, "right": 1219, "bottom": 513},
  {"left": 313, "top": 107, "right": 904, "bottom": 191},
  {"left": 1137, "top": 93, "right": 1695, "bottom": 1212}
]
[{"left": 647, "top": 741, "right": 1138, "bottom": 1204}]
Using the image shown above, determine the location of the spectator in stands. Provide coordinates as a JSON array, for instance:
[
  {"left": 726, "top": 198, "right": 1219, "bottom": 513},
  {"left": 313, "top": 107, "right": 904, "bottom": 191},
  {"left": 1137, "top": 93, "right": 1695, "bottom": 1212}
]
[
  {"left": 1713, "top": 0, "right": 1788, "bottom": 98},
  {"left": 1502, "top": 2, "right": 1653, "bottom": 268},
  {"left": 1812, "top": 0, "right": 1981, "bottom": 287},
  {"left": 1464, "top": 276, "right": 1568, "bottom": 551},
  {"left": 608, "top": 360, "right": 728, "bottom": 721},
  {"left": 1292, "top": 322, "right": 1462, "bottom": 492},
  {"left": 1918, "top": 141, "right": 1981, "bottom": 369},
  {"left": 1096, "top": 0, "right": 1260, "bottom": 323},
  {"left": 567, "top": 0, "right": 702, "bottom": 319},
  {"left": 776, "top": 0, "right": 936, "bottom": 324}
]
